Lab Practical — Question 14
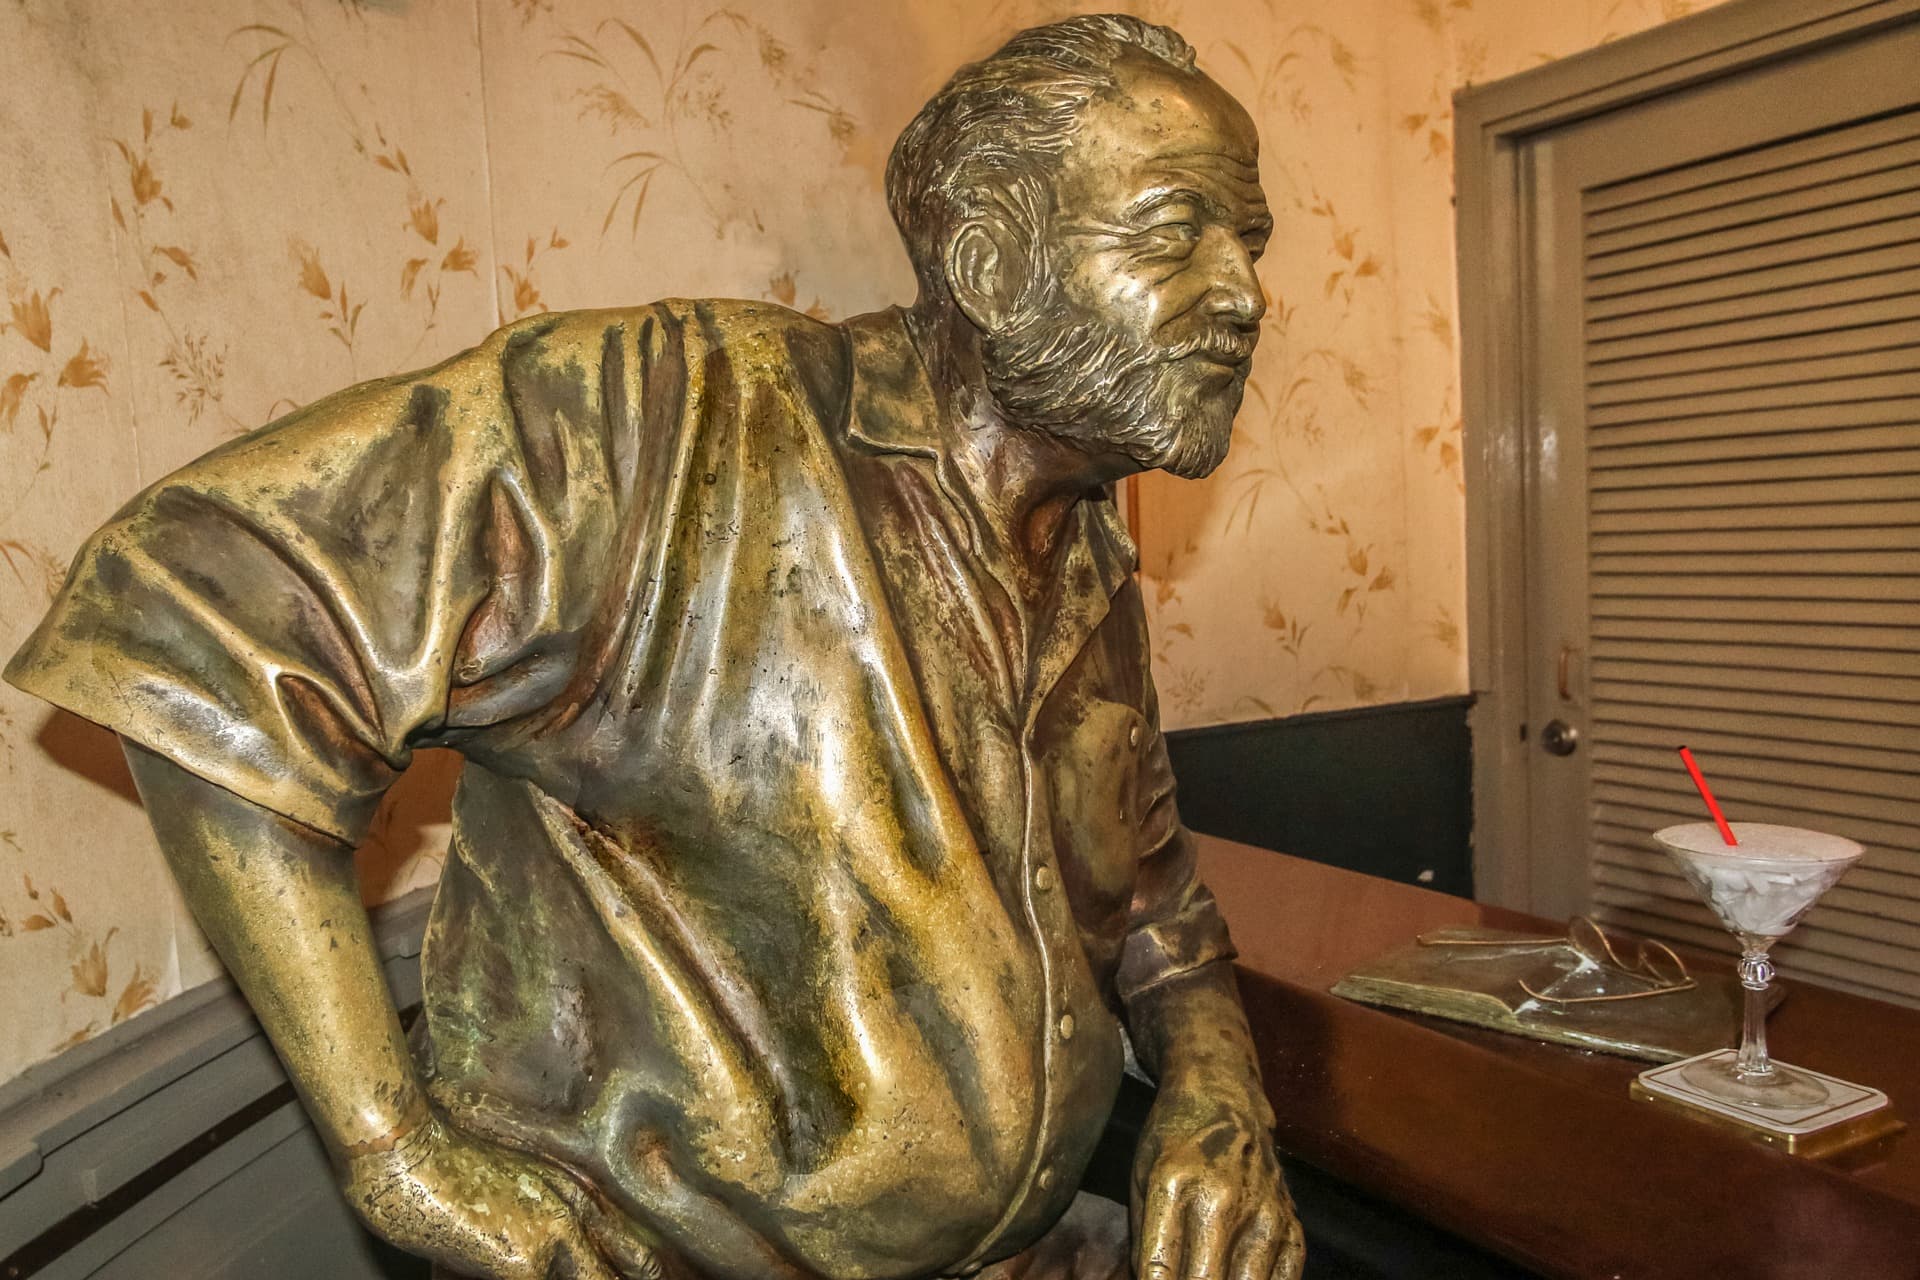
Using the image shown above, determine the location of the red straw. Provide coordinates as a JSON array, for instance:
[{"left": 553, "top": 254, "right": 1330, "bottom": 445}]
[{"left": 1677, "top": 746, "right": 1738, "bottom": 846}]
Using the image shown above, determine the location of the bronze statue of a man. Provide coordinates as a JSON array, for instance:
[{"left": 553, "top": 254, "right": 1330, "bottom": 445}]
[{"left": 8, "top": 16, "right": 1301, "bottom": 1280}]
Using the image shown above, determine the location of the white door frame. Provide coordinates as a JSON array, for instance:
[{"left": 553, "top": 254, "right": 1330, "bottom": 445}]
[{"left": 1454, "top": 0, "right": 1920, "bottom": 912}]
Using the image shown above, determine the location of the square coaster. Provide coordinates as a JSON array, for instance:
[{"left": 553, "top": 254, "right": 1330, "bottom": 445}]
[{"left": 1633, "top": 1049, "right": 1903, "bottom": 1157}]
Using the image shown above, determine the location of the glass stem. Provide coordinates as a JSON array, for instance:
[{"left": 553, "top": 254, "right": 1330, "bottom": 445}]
[{"left": 1736, "top": 944, "right": 1775, "bottom": 1077}]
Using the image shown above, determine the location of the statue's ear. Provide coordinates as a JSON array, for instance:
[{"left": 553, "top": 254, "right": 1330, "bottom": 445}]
[{"left": 944, "top": 218, "right": 1030, "bottom": 333}]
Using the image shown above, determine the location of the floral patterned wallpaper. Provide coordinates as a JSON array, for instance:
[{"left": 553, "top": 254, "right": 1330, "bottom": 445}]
[{"left": 0, "top": 0, "right": 1722, "bottom": 1082}]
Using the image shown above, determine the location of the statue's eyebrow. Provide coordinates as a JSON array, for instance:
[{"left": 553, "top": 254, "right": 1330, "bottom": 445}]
[
  {"left": 1123, "top": 188, "right": 1212, "bottom": 222},
  {"left": 1124, "top": 187, "right": 1274, "bottom": 233}
]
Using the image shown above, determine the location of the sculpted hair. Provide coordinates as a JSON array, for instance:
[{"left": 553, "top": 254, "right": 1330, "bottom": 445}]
[{"left": 886, "top": 14, "right": 1197, "bottom": 309}]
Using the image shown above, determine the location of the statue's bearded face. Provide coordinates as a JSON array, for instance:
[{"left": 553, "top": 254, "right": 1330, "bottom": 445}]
[{"left": 981, "top": 63, "right": 1269, "bottom": 479}]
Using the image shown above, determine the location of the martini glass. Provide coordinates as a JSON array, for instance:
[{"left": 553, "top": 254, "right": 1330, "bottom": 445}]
[{"left": 1654, "top": 822, "right": 1863, "bottom": 1109}]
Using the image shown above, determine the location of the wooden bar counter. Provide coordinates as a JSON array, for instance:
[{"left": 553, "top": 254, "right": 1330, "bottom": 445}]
[{"left": 1197, "top": 835, "right": 1920, "bottom": 1280}]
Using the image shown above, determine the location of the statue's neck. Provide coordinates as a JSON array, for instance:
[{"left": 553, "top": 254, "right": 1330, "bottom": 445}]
[{"left": 902, "top": 303, "right": 1134, "bottom": 602}]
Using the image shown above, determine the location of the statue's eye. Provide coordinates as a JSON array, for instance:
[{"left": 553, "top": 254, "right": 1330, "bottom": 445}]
[{"left": 1146, "top": 221, "right": 1201, "bottom": 252}]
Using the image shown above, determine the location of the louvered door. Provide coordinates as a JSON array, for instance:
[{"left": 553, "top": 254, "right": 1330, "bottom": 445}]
[{"left": 1519, "top": 21, "right": 1920, "bottom": 1005}]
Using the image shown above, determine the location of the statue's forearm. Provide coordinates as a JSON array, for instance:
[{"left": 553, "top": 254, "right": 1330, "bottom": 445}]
[
  {"left": 1126, "top": 963, "right": 1275, "bottom": 1124},
  {"left": 122, "top": 741, "right": 426, "bottom": 1159}
]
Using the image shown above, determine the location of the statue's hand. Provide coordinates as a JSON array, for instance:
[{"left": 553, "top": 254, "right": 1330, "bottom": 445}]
[
  {"left": 342, "top": 1112, "right": 638, "bottom": 1280},
  {"left": 1130, "top": 1080, "right": 1304, "bottom": 1280}
]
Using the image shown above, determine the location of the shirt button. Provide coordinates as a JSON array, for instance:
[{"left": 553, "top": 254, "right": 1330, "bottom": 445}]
[
  {"left": 1038, "top": 1167, "right": 1057, "bottom": 1191},
  {"left": 1128, "top": 724, "right": 1141, "bottom": 748},
  {"left": 1058, "top": 1013, "right": 1076, "bottom": 1040},
  {"left": 1034, "top": 866, "right": 1055, "bottom": 891}
]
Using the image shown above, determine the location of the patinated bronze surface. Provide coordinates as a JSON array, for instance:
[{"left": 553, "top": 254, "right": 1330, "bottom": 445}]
[{"left": 7, "top": 17, "right": 1300, "bottom": 1280}]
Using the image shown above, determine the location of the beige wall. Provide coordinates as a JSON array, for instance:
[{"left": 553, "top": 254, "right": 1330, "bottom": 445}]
[{"left": 0, "top": 0, "right": 1720, "bottom": 1082}]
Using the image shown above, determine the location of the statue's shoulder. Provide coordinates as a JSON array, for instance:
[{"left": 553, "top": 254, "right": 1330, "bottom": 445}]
[
  {"left": 458, "top": 299, "right": 850, "bottom": 419},
  {"left": 473, "top": 298, "right": 842, "bottom": 361},
  {"left": 499, "top": 299, "right": 854, "bottom": 418},
  {"left": 164, "top": 300, "right": 850, "bottom": 483}
]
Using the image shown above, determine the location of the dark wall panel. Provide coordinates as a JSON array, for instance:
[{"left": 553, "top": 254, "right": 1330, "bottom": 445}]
[{"left": 1166, "top": 696, "right": 1475, "bottom": 897}]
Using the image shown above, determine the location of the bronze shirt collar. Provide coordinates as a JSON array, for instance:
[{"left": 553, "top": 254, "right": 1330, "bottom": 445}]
[{"left": 837, "top": 305, "right": 1138, "bottom": 606}]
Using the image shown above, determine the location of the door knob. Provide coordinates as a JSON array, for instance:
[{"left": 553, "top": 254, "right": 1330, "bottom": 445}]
[{"left": 1541, "top": 719, "right": 1580, "bottom": 756}]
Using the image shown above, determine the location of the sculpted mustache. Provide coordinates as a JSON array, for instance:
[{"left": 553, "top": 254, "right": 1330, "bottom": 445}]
[{"left": 1162, "top": 331, "right": 1258, "bottom": 365}]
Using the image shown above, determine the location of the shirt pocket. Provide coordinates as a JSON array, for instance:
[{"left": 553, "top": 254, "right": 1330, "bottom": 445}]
[{"left": 1043, "top": 698, "right": 1149, "bottom": 904}]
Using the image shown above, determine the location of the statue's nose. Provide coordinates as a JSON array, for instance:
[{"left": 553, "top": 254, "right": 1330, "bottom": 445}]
[{"left": 1201, "top": 231, "right": 1265, "bottom": 327}]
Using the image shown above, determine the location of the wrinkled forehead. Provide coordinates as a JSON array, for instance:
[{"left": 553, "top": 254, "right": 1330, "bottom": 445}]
[{"left": 1050, "top": 59, "right": 1265, "bottom": 217}]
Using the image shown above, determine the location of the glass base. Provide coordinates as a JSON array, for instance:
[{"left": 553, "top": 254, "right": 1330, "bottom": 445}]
[
  {"left": 1636, "top": 1049, "right": 1896, "bottom": 1155},
  {"left": 1676, "top": 1053, "right": 1833, "bottom": 1110}
]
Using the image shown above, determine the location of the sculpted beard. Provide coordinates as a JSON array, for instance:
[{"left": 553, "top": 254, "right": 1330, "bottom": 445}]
[{"left": 981, "top": 262, "right": 1254, "bottom": 479}]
